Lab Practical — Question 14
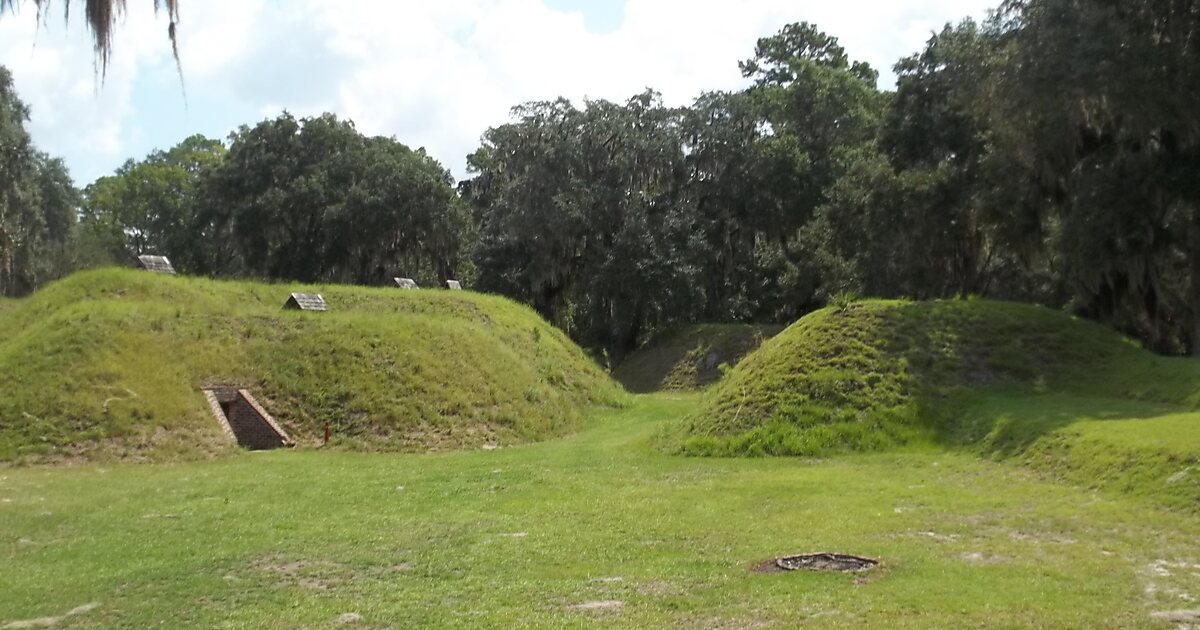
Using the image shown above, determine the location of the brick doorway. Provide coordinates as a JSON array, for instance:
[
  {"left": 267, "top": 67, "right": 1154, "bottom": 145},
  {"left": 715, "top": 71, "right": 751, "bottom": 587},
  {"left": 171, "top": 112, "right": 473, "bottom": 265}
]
[{"left": 203, "top": 388, "right": 292, "bottom": 450}]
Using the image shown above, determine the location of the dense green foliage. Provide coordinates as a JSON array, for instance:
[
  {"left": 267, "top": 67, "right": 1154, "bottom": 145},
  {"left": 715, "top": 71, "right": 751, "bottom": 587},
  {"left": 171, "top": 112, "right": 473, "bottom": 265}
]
[
  {"left": 0, "top": 67, "right": 77, "bottom": 297},
  {"left": 462, "top": 27, "right": 884, "bottom": 359},
  {"left": 80, "top": 135, "right": 225, "bottom": 265},
  {"left": 0, "top": 268, "right": 623, "bottom": 462},
  {"left": 989, "top": 0, "right": 1200, "bottom": 354},
  {"left": 75, "top": 114, "right": 473, "bottom": 288},
  {"left": 612, "top": 324, "right": 781, "bottom": 393},
  {"left": 669, "top": 299, "right": 1200, "bottom": 463},
  {"left": 463, "top": 3, "right": 1200, "bottom": 358},
  {"left": 189, "top": 114, "right": 472, "bottom": 286},
  {"left": 464, "top": 92, "right": 695, "bottom": 361}
]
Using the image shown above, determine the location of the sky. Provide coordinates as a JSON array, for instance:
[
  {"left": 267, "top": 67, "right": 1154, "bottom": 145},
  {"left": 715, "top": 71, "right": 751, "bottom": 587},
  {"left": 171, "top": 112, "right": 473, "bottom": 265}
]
[{"left": 0, "top": 0, "right": 997, "bottom": 186}]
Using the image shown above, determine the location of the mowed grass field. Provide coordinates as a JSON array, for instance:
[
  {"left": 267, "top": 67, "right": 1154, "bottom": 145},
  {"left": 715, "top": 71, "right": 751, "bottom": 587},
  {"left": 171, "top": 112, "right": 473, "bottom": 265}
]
[{"left": 3, "top": 395, "right": 1199, "bottom": 628}]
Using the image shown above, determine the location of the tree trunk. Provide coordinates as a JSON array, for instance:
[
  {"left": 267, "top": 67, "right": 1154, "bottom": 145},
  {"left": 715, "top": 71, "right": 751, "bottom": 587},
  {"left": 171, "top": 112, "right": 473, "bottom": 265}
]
[{"left": 1190, "top": 216, "right": 1200, "bottom": 357}]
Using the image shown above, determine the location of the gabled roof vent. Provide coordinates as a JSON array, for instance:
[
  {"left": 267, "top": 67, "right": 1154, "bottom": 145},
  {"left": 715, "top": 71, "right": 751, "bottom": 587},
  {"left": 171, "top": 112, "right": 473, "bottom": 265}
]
[
  {"left": 284, "top": 293, "right": 327, "bottom": 311},
  {"left": 136, "top": 255, "right": 176, "bottom": 274}
]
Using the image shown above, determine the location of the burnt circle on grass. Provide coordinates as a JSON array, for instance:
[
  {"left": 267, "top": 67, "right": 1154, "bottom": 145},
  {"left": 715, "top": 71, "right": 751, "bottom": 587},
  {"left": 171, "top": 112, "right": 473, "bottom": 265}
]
[{"left": 753, "top": 552, "right": 879, "bottom": 573}]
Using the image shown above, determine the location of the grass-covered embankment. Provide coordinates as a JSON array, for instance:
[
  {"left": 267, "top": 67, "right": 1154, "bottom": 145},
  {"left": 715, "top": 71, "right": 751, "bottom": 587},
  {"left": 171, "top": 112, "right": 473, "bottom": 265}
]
[
  {"left": 0, "top": 268, "right": 624, "bottom": 463},
  {"left": 665, "top": 299, "right": 1200, "bottom": 509},
  {"left": 1, "top": 395, "right": 1198, "bottom": 628},
  {"left": 939, "top": 389, "right": 1200, "bottom": 511},
  {"left": 612, "top": 323, "right": 782, "bottom": 393}
]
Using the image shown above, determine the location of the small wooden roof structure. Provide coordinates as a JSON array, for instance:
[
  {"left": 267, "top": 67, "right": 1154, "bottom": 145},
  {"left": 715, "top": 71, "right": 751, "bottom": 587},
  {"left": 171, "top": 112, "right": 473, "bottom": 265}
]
[
  {"left": 446, "top": 280, "right": 462, "bottom": 291},
  {"left": 394, "top": 277, "right": 419, "bottom": 289},
  {"left": 284, "top": 292, "right": 327, "bottom": 311},
  {"left": 136, "top": 255, "right": 176, "bottom": 275}
]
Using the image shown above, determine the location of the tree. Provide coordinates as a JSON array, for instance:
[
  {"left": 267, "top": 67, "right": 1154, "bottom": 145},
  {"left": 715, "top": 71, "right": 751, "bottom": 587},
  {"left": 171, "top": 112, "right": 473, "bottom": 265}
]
[
  {"left": 463, "top": 98, "right": 581, "bottom": 322},
  {"left": 465, "top": 25, "right": 896, "bottom": 357},
  {"left": 190, "top": 112, "right": 469, "bottom": 286},
  {"left": 0, "top": 66, "right": 78, "bottom": 297},
  {"left": 679, "top": 91, "right": 768, "bottom": 321},
  {"left": 987, "top": 0, "right": 1200, "bottom": 353},
  {"left": 820, "top": 21, "right": 1018, "bottom": 300},
  {"left": 466, "top": 91, "right": 696, "bottom": 361},
  {"left": 80, "top": 134, "right": 224, "bottom": 264},
  {"left": 0, "top": 0, "right": 179, "bottom": 76},
  {"left": 738, "top": 22, "right": 886, "bottom": 319}
]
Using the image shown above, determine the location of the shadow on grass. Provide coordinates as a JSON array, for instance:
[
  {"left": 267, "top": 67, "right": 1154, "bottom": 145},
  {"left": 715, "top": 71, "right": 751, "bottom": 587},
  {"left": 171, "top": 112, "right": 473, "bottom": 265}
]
[
  {"left": 925, "top": 387, "right": 1179, "bottom": 458},
  {"left": 613, "top": 324, "right": 782, "bottom": 394}
]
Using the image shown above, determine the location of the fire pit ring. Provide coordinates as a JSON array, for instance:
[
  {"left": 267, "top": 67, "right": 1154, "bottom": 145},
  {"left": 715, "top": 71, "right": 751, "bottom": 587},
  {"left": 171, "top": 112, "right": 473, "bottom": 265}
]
[{"left": 755, "top": 552, "right": 879, "bottom": 573}]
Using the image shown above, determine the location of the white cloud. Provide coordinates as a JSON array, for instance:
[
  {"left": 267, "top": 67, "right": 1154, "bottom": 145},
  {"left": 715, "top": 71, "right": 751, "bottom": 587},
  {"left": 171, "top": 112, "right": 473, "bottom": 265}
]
[
  {"left": 0, "top": 0, "right": 998, "bottom": 185},
  {"left": 0, "top": 3, "right": 167, "bottom": 175}
]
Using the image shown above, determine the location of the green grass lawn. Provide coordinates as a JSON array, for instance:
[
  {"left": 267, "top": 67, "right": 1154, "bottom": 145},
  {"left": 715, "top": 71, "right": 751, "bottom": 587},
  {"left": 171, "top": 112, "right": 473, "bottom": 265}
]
[{"left": 3, "top": 395, "right": 1199, "bottom": 628}]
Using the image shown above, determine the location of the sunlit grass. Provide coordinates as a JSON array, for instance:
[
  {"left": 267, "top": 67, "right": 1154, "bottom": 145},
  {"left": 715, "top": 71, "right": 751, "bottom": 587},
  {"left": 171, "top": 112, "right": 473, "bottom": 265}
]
[
  {"left": 1, "top": 395, "right": 1197, "bottom": 628},
  {"left": 670, "top": 299, "right": 1200, "bottom": 463},
  {"left": 0, "top": 268, "right": 625, "bottom": 462}
]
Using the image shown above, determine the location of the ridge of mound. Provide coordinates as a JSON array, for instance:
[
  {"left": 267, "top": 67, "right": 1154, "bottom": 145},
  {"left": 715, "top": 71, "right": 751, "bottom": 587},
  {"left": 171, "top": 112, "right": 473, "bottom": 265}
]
[
  {"left": 666, "top": 299, "right": 1200, "bottom": 460},
  {"left": 0, "top": 269, "right": 624, "bottom": 463},
  {"left": 612, "top": 324, "right": 782, "bottom": 393}
]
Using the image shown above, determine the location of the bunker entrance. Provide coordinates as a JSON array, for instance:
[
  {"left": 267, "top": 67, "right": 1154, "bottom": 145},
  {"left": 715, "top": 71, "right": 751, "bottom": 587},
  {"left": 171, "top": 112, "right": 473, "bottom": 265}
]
[{"left": 203, "top": 388, "right": 292, "bottom": 450}]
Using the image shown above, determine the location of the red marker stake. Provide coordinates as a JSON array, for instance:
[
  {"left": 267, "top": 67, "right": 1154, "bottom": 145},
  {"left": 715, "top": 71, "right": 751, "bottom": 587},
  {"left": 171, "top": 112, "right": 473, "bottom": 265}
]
[{"left": 324, "top": 421, "right": 331, "bottom": 445}]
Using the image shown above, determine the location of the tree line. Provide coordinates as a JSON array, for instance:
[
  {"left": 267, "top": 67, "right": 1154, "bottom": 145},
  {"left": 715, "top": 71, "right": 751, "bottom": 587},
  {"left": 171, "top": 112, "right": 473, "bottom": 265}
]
[{"left": 2, "top": 0, "right": 1199, "bottom": 361}]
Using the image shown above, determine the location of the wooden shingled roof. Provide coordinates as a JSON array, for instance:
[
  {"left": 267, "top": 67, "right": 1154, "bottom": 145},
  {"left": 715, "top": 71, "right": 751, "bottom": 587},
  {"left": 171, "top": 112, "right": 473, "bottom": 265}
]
[
  {"left": 136, "top": 255, "right": 176, "bottom": 274},
  {"left": 284, "top": 293, "right": 328, "bottom": 311}
]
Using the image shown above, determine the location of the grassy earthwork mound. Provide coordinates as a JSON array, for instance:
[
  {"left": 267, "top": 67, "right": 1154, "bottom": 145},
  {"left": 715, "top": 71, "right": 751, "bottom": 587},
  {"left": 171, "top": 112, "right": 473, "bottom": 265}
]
[
  {"left": 0, "top": 268, "right": 624, "bottom": 463},
  {"left": 612, "top": 323, "right": 782, "bottom": 393},
  {"left": 665, "top": 299, "right": 1200, "bottom": 509}
]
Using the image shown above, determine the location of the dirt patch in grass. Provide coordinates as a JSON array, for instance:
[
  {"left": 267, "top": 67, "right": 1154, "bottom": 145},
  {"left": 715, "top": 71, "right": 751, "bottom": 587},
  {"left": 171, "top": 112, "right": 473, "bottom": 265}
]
[
  {"left": 240, "top": 555, "right": 418, "bottom": 592},
  {"left": 588, "top": 576, "right": 624, "bottom": 584},
  {"left": 750, "top": 559, "right": 785, "bottom": 574},
  {"left": 635, "top": 580, "right": 683, "bottom": 597},
  {"left": 334, "top": 612, "right": 363, "bottom": 624},
  {"left": 961, "top": 552, "right": 1011, "bottom": 565},
  {"left": 687, "top": 617, "right": 773, "bottom": 630},
  {"left": 565, "top": 600, "right": 623, "bottom": 612},
  {"left": 1141, "top": 558, "right": 1200, "bottom": 612},
  {"left": 2, "top": 602, "right": 100, "bottom": 629},
  {"left": 248, "top": 556, "right": 352, "bottom": 590},
  {"left": 1151, "top": 609, "right": 1200, "bottom": 624}
]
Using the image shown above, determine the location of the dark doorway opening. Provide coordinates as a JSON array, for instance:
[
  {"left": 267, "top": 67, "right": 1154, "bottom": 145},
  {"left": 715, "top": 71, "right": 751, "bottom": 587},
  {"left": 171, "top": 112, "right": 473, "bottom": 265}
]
[{"left": 203, "top": 388, "right": 292, "bottom": 450}]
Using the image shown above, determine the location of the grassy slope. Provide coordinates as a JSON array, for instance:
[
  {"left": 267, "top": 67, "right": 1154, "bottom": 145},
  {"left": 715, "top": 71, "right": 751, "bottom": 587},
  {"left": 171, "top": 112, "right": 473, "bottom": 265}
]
[
  {"left": 612, "top": 324, "right": 782, "bottom": 393},
  {"left": 666, "top": 299, "right": 1200, "bottom": 509},
  {"left": 1, "top": 395, "right": 1198, "bottom": 628},
  {"left": 939, "top": 389, "right": 1200, "bottom": 512},
  {"left": 0, "top": 268, "right": 624, "bottom": 463}
]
